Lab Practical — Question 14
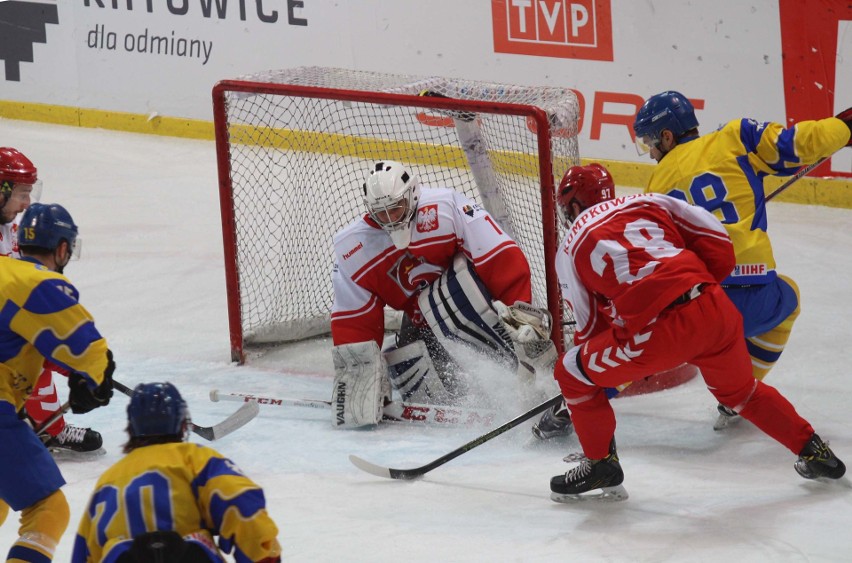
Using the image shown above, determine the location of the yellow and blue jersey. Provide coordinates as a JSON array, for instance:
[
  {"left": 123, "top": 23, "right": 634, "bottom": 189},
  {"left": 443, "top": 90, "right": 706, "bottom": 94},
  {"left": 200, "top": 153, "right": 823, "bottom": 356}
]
[
  {"left": 644, "top": 116, "right": 850, "bottom": 284},
  {"left": 0, "top": 256, "right": 109, "bottom": 410},
  {"left": 72, "top": 441, "right": 281, "bottom": 563}
]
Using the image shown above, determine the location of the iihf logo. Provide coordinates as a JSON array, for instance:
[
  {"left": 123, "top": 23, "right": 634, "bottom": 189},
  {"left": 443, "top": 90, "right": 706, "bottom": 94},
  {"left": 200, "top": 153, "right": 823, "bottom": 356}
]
[{"left": 0, "top": 1, "right": 59, "bottom": 81}]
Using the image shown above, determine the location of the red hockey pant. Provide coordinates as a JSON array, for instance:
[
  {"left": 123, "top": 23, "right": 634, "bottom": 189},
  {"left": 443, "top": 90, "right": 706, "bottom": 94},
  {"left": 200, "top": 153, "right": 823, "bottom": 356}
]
[
  {"left": 24, "top": 369, "right": 64, "bottom": 437},
  {"left": 555, "top": 284, "right": 814, "bottom": 459}
]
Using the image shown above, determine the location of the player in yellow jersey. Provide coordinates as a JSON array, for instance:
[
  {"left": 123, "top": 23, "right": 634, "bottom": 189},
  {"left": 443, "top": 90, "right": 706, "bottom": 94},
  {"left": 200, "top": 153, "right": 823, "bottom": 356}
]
[
  {"left": 0, "top": 147, "right": 106, "bottom": 458},
  {"left": 72, "top": 382, "right": 281, "bottom": 562},
  {"left": 0, "top": 202, "right": 115, "bottom": 562},
  {"left": 633, "top": 91, "right": 852, "bottom": 429}
]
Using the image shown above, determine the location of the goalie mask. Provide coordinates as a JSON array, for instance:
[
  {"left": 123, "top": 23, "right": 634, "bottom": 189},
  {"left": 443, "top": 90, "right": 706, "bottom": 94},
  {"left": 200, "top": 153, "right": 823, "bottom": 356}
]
[
  {"left": 363, "top": 160, "right": 420, "bottom": 249},
  {"left": 556, "top": 164, "right": 615, "bottom": 225}
]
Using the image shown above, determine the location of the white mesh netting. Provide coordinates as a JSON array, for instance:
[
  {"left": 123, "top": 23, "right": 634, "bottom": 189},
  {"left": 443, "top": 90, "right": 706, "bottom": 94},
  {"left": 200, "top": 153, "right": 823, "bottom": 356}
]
[{"left": 215, "top": 66, "right": 580, "bottom": 359}]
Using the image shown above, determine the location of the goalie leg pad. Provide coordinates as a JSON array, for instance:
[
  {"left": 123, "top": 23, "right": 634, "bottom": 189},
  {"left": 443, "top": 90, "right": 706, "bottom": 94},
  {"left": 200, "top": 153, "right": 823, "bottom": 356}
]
[
  {"left": 418, "top": 255, "right": 516, "bottom": 366},
  {"left": 385, "top": 341, "right": 458, "bottom": 404},
  {"left": 331, "top": 341, "right": 391, "bottom": 428}
]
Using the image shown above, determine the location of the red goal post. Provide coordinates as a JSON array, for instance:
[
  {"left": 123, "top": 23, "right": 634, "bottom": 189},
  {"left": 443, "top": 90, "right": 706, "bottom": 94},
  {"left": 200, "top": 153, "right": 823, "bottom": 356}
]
[{"left": 213, "top": 67, "right": 580, "bottom": 363}]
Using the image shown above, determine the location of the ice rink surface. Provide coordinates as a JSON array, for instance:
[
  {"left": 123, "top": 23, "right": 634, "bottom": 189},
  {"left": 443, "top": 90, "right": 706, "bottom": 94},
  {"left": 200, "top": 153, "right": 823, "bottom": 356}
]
[{"left": 1, "top": 118, "right": 851, "bottom": 562}]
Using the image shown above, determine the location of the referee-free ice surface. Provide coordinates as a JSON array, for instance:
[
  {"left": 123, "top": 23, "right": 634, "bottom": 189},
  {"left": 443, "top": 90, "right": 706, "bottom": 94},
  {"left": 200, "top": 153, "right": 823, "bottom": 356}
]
[{"left": 1, "top": 119, "right": 851, "bottom": 562}]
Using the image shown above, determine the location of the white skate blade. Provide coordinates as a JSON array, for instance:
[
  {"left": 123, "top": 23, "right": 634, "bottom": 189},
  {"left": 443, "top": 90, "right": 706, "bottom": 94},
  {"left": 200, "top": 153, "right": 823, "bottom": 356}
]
[
  {"left": 48, "top": 446, "right": 107, "bottom": 461},
  {"left": 531, "top": 425, "right": 574, "bottom": 441},
  {"left": 550, "top": 484, "right": 629, "bottom": 503},
  {"left": 713, "top": 412, "right": 743, "bottom": 431}
]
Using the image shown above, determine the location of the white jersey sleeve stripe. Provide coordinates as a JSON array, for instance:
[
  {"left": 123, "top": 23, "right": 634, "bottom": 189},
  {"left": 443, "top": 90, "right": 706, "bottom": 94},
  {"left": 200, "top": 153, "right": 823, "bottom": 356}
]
[
  {"left": 331, "top": 293, "right": 381, "bottom": 321},
  {"left": 473, "top": 240, "right": 520, "bottom": 266}
]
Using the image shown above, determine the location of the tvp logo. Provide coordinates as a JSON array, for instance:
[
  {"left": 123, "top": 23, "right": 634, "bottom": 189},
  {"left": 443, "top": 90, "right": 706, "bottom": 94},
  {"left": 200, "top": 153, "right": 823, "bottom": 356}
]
[
  {"left": 492, "top": 0, "right": 613, "bottom": 61},
  {"left": 0, "top": 1, "right": 58, "bottom": 81}
]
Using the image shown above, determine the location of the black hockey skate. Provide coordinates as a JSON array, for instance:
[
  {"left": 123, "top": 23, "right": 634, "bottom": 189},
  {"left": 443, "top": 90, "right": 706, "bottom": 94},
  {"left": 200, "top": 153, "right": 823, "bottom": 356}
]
[
  {"left": 713, "top": 403, "right": 742, "bottom": 431},
  {"left": 43, "top": 424, "right": 105, "bottom": 459},
  {"left": 532, "top": 400, "right": 574, "bottom": 440},
  {"left": 794, "top": 433, "right": 846, "bottom": 480},
  {"left": 550, "top": 438, "right": 628, "bottom": 502}
]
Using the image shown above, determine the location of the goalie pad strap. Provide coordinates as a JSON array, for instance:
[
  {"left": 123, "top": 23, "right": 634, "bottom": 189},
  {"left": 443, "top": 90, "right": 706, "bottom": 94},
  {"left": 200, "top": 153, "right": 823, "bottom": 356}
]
[
  {"left": 418, "top": 255, "right": 515, "bottom": 365},
  {"left": 331, "top": 341, "right": 391, "bottom": 428},
  {"left": 384, "top": 341, "right": 456, "bottom": 405}
]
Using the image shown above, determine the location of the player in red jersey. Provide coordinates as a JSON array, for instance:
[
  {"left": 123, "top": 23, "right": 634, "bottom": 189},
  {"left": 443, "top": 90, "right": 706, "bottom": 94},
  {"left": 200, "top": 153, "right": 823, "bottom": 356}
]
[{"left": 543, "top": 164, "right": 844, "bottom": 502}]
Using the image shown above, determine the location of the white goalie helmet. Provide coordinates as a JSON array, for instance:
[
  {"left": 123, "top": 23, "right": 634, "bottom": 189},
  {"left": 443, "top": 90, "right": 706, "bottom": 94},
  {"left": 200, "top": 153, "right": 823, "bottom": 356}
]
[{"left": 363, "top": 160, "right": 420, "bottom": 249}]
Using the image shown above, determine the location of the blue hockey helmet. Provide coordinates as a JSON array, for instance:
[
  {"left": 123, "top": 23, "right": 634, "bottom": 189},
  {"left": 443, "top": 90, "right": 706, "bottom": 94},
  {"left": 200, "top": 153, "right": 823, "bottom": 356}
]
[
  {"left": 18, "top": 202, "right": 78, "bottom": 254},
  {"left": 633, "top": 91, "right": 699, "bottom": 154},
  {"left": 127, "top": 382, "right": 190, "bottom": 438}
]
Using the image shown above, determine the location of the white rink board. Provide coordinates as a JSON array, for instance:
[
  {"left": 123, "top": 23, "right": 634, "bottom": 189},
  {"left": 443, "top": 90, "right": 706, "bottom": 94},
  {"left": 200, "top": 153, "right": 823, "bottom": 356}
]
[{"left": 3, "top": 1, "right": 849, "bottom": 173}]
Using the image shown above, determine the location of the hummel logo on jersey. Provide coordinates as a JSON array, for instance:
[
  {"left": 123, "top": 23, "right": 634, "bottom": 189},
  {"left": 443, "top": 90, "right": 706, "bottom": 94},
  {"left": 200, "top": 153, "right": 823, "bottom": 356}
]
[
  {"left": 342, "top": 242, "right": 363, "bottom": 260},
  {"left": 586, "top": 330, "right": 652, "bottom": 373},
  {"left": 0, "top": 1, "right": 59, "bottom": 81},
  {"left": 416, "top": 204, "right": 439, "bottom": 232}
]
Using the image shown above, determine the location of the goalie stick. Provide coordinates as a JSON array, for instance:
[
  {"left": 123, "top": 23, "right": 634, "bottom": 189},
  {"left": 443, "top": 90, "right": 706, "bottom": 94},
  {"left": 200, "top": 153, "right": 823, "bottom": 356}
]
[
  {"left": 209, "top": 389, "right": 498, "bottom": 427},
  {"left": 113, "top": 380, "right": 259, "bottom": 441},
  {"left": 349, "top": 394, "right": 563, "bottom": 480},
  {"left": 419, "top": 90, "right": 517, "bottom": 239}
]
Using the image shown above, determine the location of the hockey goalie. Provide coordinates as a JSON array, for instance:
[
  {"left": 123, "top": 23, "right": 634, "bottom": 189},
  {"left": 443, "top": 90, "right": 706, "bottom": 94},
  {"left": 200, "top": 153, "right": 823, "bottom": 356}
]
[{"left": 329, "top": 160, "right": 557, "bottom": 428}]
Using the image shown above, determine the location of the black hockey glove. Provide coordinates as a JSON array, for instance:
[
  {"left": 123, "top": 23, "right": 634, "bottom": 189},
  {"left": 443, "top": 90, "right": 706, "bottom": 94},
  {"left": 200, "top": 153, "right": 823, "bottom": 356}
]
[
  {"left": 837, "top": 107, "right": 852, "bottom": 146},
  {"left": 68, "top": 349, "right": 115, "bottom": 414}
]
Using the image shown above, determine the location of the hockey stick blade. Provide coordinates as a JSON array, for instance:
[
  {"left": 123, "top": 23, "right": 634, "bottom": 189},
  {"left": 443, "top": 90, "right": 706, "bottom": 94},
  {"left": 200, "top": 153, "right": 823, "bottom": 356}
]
[
  {"left": 349, "top": 454, "right": 394, "bottom": 479},
  {"left": 189, "top": 400, "right": 259, "bottom": 441},
  {"left": 418, "top": 90, "right": 476, "bottom": 122},
  {"left": 349, "top": 394, "right": 563, "bottom": 480},
  {"left": 114, "top": 380, "right": 258, "bottom": 441}
]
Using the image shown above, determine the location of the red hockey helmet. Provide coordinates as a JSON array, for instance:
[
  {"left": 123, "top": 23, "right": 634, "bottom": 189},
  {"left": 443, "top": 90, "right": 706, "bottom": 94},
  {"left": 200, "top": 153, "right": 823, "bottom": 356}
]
[
  {"left": 556, "top": 163, "right": 615, "bottom": 225},
  {"left": 0, "top": 147, "right": 38, "bottom": 188}
]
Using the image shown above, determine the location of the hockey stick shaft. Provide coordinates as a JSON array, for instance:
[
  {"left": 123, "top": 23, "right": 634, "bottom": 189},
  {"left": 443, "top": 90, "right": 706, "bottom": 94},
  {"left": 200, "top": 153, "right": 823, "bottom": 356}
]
[
  {"left": 114, "top": 380, "right": 258, "bottom": 441},
  {"left": 210, "top": 390, "right": 331, "bottom": 410},
  {"left": 349, "top": 394, "right": 563, "bottom": 480},
  {"left": 419, "top": 90, "right": 517, "bottom": 239},
  {"left": 209, "top": 389, "right": 498, "bottom": 426},
  {"left": 34, "top": 401, "right": 72, "bottom": 438},
  {"left": 765, "top": 157, "right": 828, "bottom": 202}
]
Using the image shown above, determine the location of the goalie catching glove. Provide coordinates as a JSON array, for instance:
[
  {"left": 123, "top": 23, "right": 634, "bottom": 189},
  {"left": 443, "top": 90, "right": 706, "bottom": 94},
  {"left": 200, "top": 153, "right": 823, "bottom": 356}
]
[
  {"left": 495, "top": 301, "right": 558, "bottom": 377},
  {"left": 331, "top": 341, "right": 391, "bottom": 428}
]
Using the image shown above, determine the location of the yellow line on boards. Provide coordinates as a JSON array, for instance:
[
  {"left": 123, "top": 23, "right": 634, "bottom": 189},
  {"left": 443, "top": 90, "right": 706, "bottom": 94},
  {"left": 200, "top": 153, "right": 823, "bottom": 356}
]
[{"left": 2, "top": 100, "right": 850, "bottom": 208}]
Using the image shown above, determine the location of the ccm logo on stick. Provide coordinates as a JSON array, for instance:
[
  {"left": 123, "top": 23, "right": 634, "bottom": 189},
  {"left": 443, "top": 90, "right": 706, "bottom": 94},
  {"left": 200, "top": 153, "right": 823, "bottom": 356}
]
[{"left": 491, "top": 0, "right": 613, "bottom": 61}]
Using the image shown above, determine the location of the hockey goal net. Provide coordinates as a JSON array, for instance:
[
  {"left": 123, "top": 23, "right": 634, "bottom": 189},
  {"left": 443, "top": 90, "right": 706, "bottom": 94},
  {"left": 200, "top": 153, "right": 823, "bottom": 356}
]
[{"left": 213, "top": 67, "right": 580, "bottom": 363}]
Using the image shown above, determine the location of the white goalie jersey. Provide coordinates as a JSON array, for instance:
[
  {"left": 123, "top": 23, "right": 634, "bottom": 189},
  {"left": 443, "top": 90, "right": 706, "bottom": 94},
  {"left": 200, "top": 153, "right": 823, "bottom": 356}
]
[{"left": 330, "top": 186, "right": 532, "bottom": 348}]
